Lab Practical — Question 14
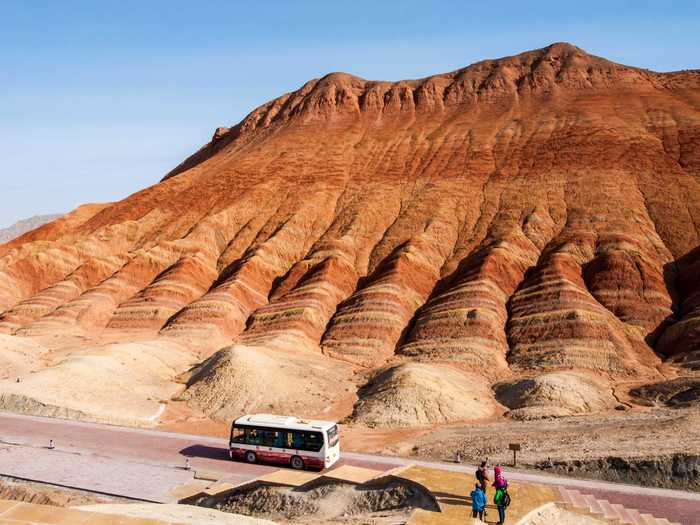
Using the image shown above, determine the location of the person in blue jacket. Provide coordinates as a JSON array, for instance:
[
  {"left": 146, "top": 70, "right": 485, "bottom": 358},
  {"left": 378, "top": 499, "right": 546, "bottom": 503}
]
[{"left": 470, "top": 482, "right": 488, "bottom": 520}]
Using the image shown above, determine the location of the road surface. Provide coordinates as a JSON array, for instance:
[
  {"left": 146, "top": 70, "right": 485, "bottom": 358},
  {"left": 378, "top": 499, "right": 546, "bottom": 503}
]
[{"left": 0, "top": 411, "right": 697, "bottom": 523}]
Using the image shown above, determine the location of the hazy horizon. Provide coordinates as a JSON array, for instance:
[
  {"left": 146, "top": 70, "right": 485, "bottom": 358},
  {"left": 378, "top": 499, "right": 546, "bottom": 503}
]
[{"left": 2, "top": 0, "right": 699, "bottom": 228}]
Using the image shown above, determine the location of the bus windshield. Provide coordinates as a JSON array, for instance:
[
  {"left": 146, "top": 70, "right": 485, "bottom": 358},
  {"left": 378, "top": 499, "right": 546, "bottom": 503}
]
[{"left": 327, "top": 425, "right": 339, "bottom": 447}]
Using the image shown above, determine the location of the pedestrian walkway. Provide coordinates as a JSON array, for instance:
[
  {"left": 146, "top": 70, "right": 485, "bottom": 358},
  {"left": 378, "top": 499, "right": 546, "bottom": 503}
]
[
  {"left": 0, "top": 443, "right": 193, "bottom": 502},
  {"left": 395, "top": 464, "right": 559, "bottom": 525},
  {"left": 179, "top": 464, "right": 386, "bottom": 502}
]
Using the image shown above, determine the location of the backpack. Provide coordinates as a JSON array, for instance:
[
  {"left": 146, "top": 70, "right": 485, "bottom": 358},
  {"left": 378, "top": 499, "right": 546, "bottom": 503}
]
[
  {"left": 475, "top": 468, "right": 484, "bottom": 483},
  {"left": 495, "top": 488, "right": 511, "bottom": 507}
]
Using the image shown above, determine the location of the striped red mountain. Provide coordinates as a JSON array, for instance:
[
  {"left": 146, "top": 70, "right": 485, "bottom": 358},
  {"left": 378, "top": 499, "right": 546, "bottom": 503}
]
[{"left": 0, "top": 43, "right": 698, "bottom": 427}]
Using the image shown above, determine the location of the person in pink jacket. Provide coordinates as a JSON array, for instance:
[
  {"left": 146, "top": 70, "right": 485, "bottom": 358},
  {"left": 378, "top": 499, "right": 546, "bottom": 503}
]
[
  {"left": 493, "top": 465, "right": 508, "bottom": 489},
  {"left": 493, "top": 465, "right": 510, "bottom": 524}
]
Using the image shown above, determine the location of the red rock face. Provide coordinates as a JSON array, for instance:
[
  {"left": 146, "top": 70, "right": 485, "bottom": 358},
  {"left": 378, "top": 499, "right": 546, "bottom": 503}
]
[
  {"left": 1, "top": 43, "right": 699, "bottom": 407},
  {"left": 657, "top": 246, "right": 700, "bottom": 364}
]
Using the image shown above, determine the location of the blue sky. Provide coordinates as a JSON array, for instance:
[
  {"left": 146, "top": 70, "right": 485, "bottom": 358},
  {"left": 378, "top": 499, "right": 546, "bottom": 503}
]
[{"left": 1, "top": 1, "right": 698, "bottom": 227}]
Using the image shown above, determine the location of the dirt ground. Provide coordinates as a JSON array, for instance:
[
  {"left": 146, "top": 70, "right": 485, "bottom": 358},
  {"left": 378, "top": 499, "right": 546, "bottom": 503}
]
[
  {"left": 374, "top": 406, "right": 700, "bottom": 490},
  {"left": 401, "top": 407, "right": 700, "bottom": 465}
]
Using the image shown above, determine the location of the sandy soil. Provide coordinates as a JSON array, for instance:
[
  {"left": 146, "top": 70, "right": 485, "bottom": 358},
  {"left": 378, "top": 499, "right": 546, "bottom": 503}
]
[
  {"left": 78, "top": 503, "right": 278, "bottom": 525},
  {"left": 0, "top": 330, "right": 219, "bottom": 427},
  {"left": 0, "top": 334, "right": 48, "bottom": 379}
]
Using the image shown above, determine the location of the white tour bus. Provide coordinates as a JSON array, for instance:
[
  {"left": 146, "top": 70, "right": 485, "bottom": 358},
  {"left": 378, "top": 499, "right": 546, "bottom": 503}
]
[{"left": 229, "top": 414, "right": 340, "bottom": 470}]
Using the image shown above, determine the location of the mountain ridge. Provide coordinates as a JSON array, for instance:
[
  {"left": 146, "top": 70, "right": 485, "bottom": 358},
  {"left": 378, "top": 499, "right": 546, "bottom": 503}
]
[
  {"left": 163, "top": 42, "right": 700, "bottom": 182},
  {"left": 0, "top": 42, "right": 698, "bottom": 429},
  {"left": 0, "top": 214, "right": 62, "bottom": 244}
]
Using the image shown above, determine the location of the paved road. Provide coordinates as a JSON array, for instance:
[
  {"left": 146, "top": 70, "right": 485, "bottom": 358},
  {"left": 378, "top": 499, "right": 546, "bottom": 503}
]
[
  {"left": 0, "top": 411, "right": 394, "bottom": 501},
  {"left": 0, "top": 411, "right": 697, "bottom": 523}
]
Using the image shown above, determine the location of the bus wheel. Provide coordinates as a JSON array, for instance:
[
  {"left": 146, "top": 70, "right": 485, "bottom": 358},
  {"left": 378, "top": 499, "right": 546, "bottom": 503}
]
[
  {"left": 245, "top": 451, "right": 257, "bottom": 464},
  {"left": 290, "top": 455, "right": 305, "bottom": 470}
]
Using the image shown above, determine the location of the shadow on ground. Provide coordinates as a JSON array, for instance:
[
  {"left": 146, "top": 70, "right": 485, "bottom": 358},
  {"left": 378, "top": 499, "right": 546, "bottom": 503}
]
[{"left": 179, "top": 444, "right": 230, "bottom": 460}]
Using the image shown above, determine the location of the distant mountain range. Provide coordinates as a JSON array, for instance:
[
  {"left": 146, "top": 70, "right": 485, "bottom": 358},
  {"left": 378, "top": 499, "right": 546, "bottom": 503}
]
[{"left": 0, "top": 214, "right": 62, "bottom": 244}]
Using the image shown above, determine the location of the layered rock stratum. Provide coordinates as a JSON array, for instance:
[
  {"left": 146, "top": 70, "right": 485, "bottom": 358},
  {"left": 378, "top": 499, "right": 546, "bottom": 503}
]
[{"left": 0, "top": 43, "right": 698, "bottom": 427}]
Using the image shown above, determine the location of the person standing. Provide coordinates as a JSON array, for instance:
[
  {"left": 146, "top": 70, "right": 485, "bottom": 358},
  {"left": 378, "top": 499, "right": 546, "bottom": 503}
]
[
  {"left": 493, "top": 465, "right": 508, "bottom": 489},
  {"left": 470, "top": 482, "right": 487, "bottom": 521},
  {"left": 475, "top": 460, "right": 490, "bottom": 492},
  {"left": 492, "top": 465, "right": 509, "bottom": 524},
  {"left": 493, "top": 485, "right": 510, "bottom": 524}
]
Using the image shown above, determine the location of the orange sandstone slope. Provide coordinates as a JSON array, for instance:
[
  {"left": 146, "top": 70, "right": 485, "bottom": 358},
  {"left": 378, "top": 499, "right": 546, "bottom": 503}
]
[{"left": 1, "top": 43, "right": 700, "bottom": 425}]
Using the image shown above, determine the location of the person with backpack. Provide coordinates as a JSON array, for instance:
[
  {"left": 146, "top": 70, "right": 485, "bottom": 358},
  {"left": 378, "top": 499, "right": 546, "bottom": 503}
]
[
  {"left": 475, "top": 460, "right": 490, "bottom": 492},
  {"left": 493, "top": 465, "right": 508, "bottom": 489},
  {"left": 493, "top": 485, "right": 511, "bottom": 524},
  {"left": 492, "top": 465, "right": 510, "bottom": 524},
  {"left": 470, "top": 482, "right": 487, "bottom": 521}
]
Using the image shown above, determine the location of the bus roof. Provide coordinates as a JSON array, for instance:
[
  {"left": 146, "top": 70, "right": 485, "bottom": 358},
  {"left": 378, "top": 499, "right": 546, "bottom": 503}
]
[{"left": 233, "top": 413, "right": 337, "bottom": 432}]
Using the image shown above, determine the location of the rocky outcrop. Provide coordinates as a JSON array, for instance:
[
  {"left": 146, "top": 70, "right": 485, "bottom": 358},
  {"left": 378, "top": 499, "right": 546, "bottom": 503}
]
[
  {"left": 630, "top": 377, "right": 700, "bottom": 408},
  {"left": 535, "top": 454, "right": 700, "bottom": 491},
  {"left": 657, "top": 246, "right": 700, "bottom": 361}
]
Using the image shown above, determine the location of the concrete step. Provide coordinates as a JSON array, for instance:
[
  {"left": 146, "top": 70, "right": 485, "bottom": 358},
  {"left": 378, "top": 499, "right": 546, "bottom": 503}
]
[
  {"left": 611, "top": 503, "right": 634, "bottom": 524},
  {"left": 553, "top": 487, "right": 679, "bottom": 525},
  {"left": 624, "top": 507, "right": 645, "bottom": 525},
  {"left": 583, "top": 493, "right": 604, "bottom": 515},
  {"left": 598, "top": 499, "right": 620, "bottom": 521},
  {"left": 640, "top": 513, "right": 659, "bottom": 525},
  {"left": 558, "top": 486, "right": 574, "bottom": 504},
  {"left": 571, "top": 490, "right": 591, "bottom": 509}
]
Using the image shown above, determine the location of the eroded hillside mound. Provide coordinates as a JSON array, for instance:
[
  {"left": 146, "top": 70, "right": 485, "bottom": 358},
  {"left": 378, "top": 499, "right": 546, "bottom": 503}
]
[
  {"left": 351, "top": 363, "right": 497, "bottom": 426},
  {"left": 0, "top": 43, "right": 699, "bottom": 426},
  {"left": 494, "top": 372, "right": 617, "bottom": 420}
]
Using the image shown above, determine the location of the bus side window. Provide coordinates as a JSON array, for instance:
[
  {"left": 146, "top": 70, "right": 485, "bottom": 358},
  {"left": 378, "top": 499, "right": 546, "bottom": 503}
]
[
  {"left": 305, "top": 431, "right": 323, "bottom": 452},
  {"left": 231, "top": 426, "right": 245, "bottom": 443},
  {"left": 285, "top": 431, "right": 294, "bottom": 448},
  {"left": 246, "top": 429, "right": 261, "bottom": 445},
  {"left": 291, "top": 430, "right": 305, "bottom": 450},
  {"left": 262, "top": 430, "right": 280, "bottom": 447},
  {"left": 255, "top": 430, "right": 285, "bottom": 447}
]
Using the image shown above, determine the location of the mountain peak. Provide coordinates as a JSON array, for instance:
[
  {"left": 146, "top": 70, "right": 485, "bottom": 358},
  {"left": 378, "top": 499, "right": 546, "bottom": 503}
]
[{"left": 162, "top": 43, "right": 694, "bottom": 181}]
